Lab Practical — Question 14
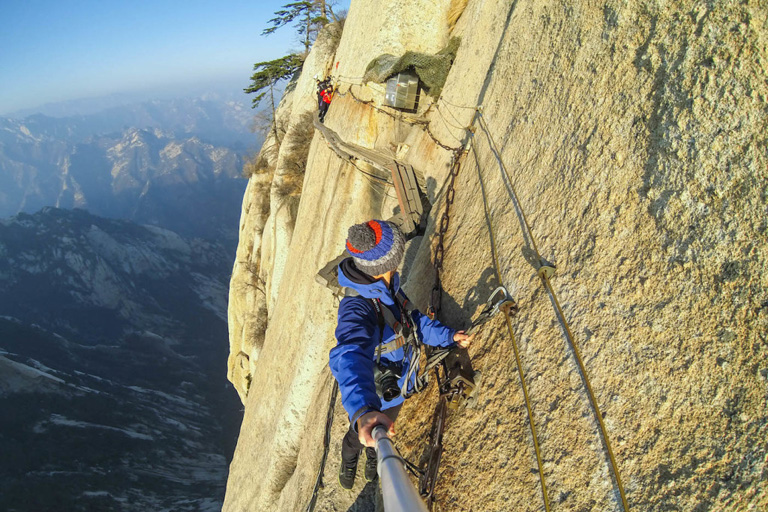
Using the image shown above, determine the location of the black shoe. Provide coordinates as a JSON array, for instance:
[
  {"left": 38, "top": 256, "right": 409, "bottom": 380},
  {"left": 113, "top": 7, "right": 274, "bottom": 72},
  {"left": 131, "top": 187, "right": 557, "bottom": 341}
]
[
  {"left": 364, "top": 447, "right": 378, "bottom": 482},
  {"left": 339, "top": 450, "right": 359, "bottom": 490}
]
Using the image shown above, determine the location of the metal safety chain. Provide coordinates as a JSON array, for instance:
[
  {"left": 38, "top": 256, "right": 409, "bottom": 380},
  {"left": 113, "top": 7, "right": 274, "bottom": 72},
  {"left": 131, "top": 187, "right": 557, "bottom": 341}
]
[
  {"left": 313, "top": 63, "right": 627, "bottom": 511},
  {"left": 428, "top": 148, "right": 465, "bottom": 319},
  {"left": 336, "top": 79, "right": 464, "bottom": 153},
  {"left": 420, "top": 394, "right": 447, "bottom": 505},
  {"left": 417, "top": 146, "right": 471, "bottom": 511}
]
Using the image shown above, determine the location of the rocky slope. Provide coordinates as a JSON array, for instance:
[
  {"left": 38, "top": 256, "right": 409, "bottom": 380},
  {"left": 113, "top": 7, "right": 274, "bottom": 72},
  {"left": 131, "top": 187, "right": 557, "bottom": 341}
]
[
  {"left": 0, "top": 207, "right": 241, "bottom": 511},
  {"left": 225, "top": 1, "right": 767, "bottom": 511}
]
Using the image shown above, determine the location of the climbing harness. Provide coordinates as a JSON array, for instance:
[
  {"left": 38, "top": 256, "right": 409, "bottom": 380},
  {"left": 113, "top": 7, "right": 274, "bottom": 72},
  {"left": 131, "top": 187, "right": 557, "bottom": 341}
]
[
  {"left": 370, "top": 298, "right": 409, "bottom": 357},
  {"left": 368, "top": 290, "right": 426, "bottom": 399},
  {"left": 352, "top": 285, "right": 488, "bottom": 406}
]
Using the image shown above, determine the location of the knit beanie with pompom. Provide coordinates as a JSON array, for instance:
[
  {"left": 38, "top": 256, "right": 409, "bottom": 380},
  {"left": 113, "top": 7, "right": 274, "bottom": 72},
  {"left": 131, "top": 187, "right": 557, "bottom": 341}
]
[{"left": 345, "top": 220, "right": 405, "bottom": 276}]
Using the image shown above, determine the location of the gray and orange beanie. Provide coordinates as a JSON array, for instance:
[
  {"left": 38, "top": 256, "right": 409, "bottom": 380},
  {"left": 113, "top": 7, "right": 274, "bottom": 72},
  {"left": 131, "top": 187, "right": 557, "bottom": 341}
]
[{"left": 346, "top": 220, "right": 405, "bottom": 276}]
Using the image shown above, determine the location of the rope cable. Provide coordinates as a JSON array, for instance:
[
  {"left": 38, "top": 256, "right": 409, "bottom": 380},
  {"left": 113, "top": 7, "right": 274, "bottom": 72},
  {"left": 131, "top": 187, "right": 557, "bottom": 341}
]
[
  {"left": 323, "top": 52, "right": 626, "bottom": 512},
  {"left": 437, "top": 96, "right": 478, "bottom": 110},
  {"left": 474, "top": 111, "right": 629, "bottom": 512},
  {"left": 476, "top": 113, "right": 541, "bottom": 255},
  {"left": 471, "top": 137, "right": 551, "bottom": 512},
  {"left": 347, "top": 159, "right": 392, "bottom": 185},
  {"left": 432, "top": 106, "right": 466, "bottom": 141},
  {"left": 339, "top": 81, "right": 464, "bottom": 152},
  {"left": 435, "top": 103, "right": 471, "bottom": 131},
  {"left": 311, "top": 82, "right": 627, "bottom": 510},
  {"left": 441, "top": 101, "right": 469, "bottom": 124},
  {"left": 305, "top": 380, "right": 339, "bottom": 512},
  {"left": 336, "top": 152, "right": 396, "bottom": 199},
  {"left": 542, "top": 272, "right": 630, "bottom": 511},
  {"left": 335, "top": 74, "right": 365, "bottom": 82}
]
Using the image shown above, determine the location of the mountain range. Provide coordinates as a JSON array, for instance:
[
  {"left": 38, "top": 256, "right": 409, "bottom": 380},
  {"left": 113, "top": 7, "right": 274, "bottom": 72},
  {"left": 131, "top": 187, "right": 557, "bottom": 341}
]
[
  {"left": 0, "top": 95, "right": 260, "bottom": 249},
  {"left": 0, "top": 207, "right": 241, "bottom": 511}
]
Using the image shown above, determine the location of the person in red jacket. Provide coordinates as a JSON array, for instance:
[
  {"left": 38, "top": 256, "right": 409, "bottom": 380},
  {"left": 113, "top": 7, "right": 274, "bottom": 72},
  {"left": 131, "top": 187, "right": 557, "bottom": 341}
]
[{"left": 317, "top": 77, "right": 334, "bottom": 123}]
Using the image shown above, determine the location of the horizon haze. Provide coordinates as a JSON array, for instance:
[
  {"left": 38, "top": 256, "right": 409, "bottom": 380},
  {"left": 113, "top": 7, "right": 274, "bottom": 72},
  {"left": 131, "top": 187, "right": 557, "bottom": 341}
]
[{"left": 0, "top": 0, "right": 350, "bottom": 116}]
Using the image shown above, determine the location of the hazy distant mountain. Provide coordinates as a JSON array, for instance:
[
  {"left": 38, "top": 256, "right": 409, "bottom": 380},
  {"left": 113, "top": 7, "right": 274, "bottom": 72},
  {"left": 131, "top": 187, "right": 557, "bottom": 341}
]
[
  {"left": 0, "top": 97, "right": 257, "bottom": 247},
  {"left": 0, "top": 207, "right": 241, "bottom": 511},
  {"left": 4, "top": 91, "right": 257, "bottom": 148}
]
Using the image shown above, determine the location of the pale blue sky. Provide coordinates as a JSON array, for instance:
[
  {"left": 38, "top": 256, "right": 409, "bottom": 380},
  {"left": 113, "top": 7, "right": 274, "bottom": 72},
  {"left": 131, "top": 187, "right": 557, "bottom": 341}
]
[{"left": 0, "top": 1, "right": 347, "bottom": 115}]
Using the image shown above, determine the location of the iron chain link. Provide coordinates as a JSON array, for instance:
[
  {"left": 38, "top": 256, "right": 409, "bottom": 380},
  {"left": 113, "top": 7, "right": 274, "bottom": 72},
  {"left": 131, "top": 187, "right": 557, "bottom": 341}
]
[{"left": 428, "top": 149, "right": 464, "bottom": 319}]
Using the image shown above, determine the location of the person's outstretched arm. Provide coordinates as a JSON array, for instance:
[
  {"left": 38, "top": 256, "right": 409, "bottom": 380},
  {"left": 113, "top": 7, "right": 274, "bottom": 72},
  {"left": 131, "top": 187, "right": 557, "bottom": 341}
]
[
  {"left": 411, "top": 307, "right": 475, "bottom": 348},
  {"left": 329, "top": 298, "right": 382, "bottom": 425}
]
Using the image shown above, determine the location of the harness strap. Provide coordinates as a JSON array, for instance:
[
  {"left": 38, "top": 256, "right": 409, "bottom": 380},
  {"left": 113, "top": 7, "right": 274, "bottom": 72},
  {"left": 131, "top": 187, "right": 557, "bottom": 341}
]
[
  {"left": 344, "top": 287, "right": 418, "bottom": 357},
  {"left": 374, "top": 290, "right": 416, "bottom": 357},
  {"left": 371, "top": 298, "right": 407, "bottom": 357},
  {"left": 370, "top": 299, "right": 385, "bottom": 364},
  {"left": 376, "top": 333, "right": 408, "bottom": 356}
]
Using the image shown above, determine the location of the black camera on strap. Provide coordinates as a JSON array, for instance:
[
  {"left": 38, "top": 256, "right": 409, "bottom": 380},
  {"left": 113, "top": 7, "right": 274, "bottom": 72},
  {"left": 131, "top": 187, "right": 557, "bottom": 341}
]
[
  {"left": 373, "top": 360, "right": 402, "bottom": 401},
  {"left": 370, "top": 292, "right": 417, "bottom": 401}
]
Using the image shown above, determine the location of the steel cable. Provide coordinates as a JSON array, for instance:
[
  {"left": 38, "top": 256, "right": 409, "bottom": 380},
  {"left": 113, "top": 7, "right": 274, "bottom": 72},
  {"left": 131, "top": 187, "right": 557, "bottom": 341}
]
[
  {"left": 437, "top": 96, "right": 478, "bottom": 110},
  {"left": 338, "top": 81, "right": 464, "bottom": 152},
  {"left": 435, "top": 103, "right": 471, "bottom": 131},
  {"left": 310, "top": 84, "right": 627, "bottom": 510},
  {"left": 305, "top": 380, "right": 339, "bottom": 512},
  {"left": 471, "top": 136, "right": 552, "bottom": 512},
  {"left": 474, "top": 112, "right": 629, "bottom": 512}
]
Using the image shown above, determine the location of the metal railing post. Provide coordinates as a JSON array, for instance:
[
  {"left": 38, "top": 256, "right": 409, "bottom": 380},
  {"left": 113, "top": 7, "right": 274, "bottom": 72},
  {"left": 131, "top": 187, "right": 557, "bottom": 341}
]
[{"left": 372, "top": 426, "right": 429, "bottom": 512}]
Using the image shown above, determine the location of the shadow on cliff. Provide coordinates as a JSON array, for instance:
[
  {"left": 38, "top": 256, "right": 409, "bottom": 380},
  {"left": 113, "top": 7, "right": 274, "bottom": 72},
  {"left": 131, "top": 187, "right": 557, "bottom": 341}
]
[
  {"left": 402, "top": 176, "right": 501, "bottom": 328},
  {"left": 345, "top": 481, "right": 379, "bottom": 512}
]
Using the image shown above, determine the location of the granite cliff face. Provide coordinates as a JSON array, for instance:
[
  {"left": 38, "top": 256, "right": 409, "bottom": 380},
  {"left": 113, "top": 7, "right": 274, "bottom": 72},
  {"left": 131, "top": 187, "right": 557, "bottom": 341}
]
[{"left": 225, "top": 1, "right": 767, "bottom": 510}]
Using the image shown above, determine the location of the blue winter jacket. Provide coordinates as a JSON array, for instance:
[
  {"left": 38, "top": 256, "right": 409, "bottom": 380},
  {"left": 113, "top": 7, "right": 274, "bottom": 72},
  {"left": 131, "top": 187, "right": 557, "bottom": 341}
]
[{"left": 329, "top": 258, "right": 456, "bottom": 427}]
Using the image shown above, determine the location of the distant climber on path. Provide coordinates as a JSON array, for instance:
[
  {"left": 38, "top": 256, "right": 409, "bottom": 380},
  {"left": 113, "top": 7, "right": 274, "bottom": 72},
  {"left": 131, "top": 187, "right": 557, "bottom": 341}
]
[
  {"left": 329, "top": 220, "right": 474, "bottom": 490},
  {"left": 316, "top": 75, "right": 334, "bottom": 123}
]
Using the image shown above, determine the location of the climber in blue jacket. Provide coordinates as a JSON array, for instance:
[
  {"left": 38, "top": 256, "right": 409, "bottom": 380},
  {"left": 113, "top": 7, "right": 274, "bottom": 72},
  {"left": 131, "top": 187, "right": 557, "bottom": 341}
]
[{"left": 329, "top": 219, "right": 473, "bottom": 489}]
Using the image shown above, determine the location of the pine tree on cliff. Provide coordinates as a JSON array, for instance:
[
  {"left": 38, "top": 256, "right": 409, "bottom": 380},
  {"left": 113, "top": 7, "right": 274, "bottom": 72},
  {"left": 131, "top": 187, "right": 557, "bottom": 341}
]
[
  {"left": 262, "top": 1, "right": 337, "bottom": 54},
  {"left": 247, "top": 2, "right": 337, "bottom": 144},
  {"left": 244, "top": 54, "right": 304, "bottom": 144}
]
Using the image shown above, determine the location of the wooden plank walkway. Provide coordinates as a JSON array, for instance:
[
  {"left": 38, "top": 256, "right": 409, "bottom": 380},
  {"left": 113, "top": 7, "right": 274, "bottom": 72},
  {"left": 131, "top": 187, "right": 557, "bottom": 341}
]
[
  {"left": 313, "top": 117, "right": 424, "bottom": 185},
  {"left": 313, "top": 116, "right": 428, "bottom": 236}
]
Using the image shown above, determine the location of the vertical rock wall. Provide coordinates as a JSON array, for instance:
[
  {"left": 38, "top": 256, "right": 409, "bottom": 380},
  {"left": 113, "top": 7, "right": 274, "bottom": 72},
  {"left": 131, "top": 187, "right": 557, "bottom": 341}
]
[
  {"left": 227, "top": 24, "right": 341, "bottom": 402},
  {"left": 225, "top": 0, "right": 767, "bottom": 510},
  {"left": 394, "top": 1, "right": 767, "bottom": 510}
]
